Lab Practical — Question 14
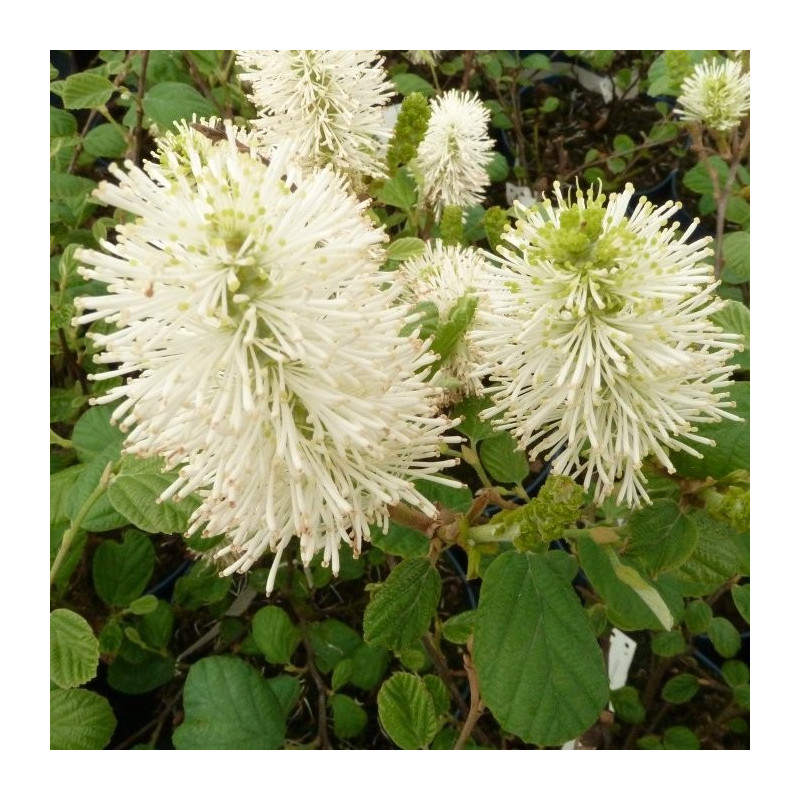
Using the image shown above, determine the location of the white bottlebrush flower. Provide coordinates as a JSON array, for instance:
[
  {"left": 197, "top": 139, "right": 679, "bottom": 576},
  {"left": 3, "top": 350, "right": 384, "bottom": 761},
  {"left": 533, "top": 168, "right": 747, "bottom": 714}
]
[
  {"left": 471, "top": 182, "right": 743, "bottom": 506},
  {"left": 74, "top": 128, "right": 458, "bottom": 592},
  {"left": 405, "top": 50, "right": 442, "bottom": 66},
  {"left": 417, "top": 90, "right": 493, "bottom": 217},
  {"left": 236, "top": 49, "right": 394, "bottom": 182},
  {"left": 398, "top": 240, "right": 495, "bottom": 399},
  {"left": 676, "top": 58, "right": 750, "bottom": 132}
]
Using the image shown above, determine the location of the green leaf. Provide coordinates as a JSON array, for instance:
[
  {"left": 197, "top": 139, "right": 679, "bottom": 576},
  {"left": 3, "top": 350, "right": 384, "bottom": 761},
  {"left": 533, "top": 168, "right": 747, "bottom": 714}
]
[
  {"left": 731, "top": 583, "right": 750, "bottom": 623},
  {"left": 50, "top": 688, "right": 116, "bottom": 749},
  {"left": 610, "top": 556, "right": 673, "bottom": 630},
  {"left": 173, "top": 656, "right": 285, "bottom": 749},
  {"left": 541, "top": 96, "right": 560, "bottom": 113},
  {"left": 251, "top": 606, "right": 301, "bottom": 665},
  {"left": 92, "top": 530, "right": 155, "bottom": 607},
  {"left": 50, "top": 172, "right": 97, "bottom": 205},
  {"left": 662, "top": 674, "right": 699, "bottom": 703},
  {"left": 733, "top": 684, "right": 750, "bottom": 710},
  {"left": 392, "top": 73, "right": 435, "bottom": 96},
  {"left": 347, "top": 643, "right": 392, "bottom": 691},
  {"left": 51, "top": 106, "right": 77, "bottom": 138},
  {"left": 431, "top": 295, "right": 478, "bottom": 364},
  {"left": 663, "top": 725, "right": 700, "bottom": 749},
  {"left": 624, "top": 500, "right": 699, "bottom": 576},
  {"left": 107, "top": 651, "right": 175, "bottom": 694},
  {"left": 50, "top": 610, "right": 100, "bottom": 689},
  {"left": 683, "top": 156, "right": 730, "bottom": 196},
  {"left": 720, "top": 231, "right": 750, "bottom": 284},
  {"left": 108, "top": 459, "right": 200, "bottom": 533},
  {"left": 610, "top": 686, "right": 646, "bottom": 724},
  {"left": 523, "top": 53, "right": 552, "bottom": 71},
  {"left": 673, "top": 512, "right": 746, "bottom": 595},
  {"left": 377, "top": 167, "right": 417, "bottom": 213},
  {"left": 725, "top": 196, "right": 750, "bottom": 225},
  {"left": 126, "top": 595, "right": 159, "bottom": 616},
  {"left": 684, "top": 600, "right": 713, "bottom": 634},
  {"left": 307, "top": 620, "right": 361, "bottom": 674},
  {"left": 137, "top": 601, "right": 174, "bottom": 649},
  {"left": 651, "top": 630, "right": 686, "bottom": 657},
  {"left": 62, "top": 73, "right": 115, "bottom": 109},
  {"left": 711, "top": 300, "right": 749, "bottom": 371},
  {"left": 363, "top": 557, "right": 442, "bottom": 650},
  {"left": 479, "top": 432, "right": 529, "bottom": 484},
  {"left": 332, "top": 659, "right": 354, "bottom": 691},
  {"left": 378, "top": 673, "right": 440, "bottom": 749},
  {"left": 613, "top": 134, "right": 636, "bottom": 154},
  {"left": 99, "top": 620, "right": 124, "bottom": 655},
  {"left": 453, "top": 395, "right": 498, "bottom": 442},
  {"left": 721, "top": 660, "right": 749, "bottom": 688},
  {"left": 376, "top": 167, "right": 417, "bottom": 211},
  {"left": 577, "top": 537, "right": 666, "bottom": 630},
  {"left": 142, "top": 82, "right": 218, "bottom": 130},
  {"left": 473, "top": 550, "right": 609, "bottom": 746},
  {"left": 441, "top": 609, "right": 477, "bottom": 644},
  {"left": 72, "top": 405, "right": 125, "bottom": 463},
  {"left": 670, "top": 382, "right": 749, "bottom": 479},
  {"left": 386, "top": 237, "right": 426, "bottom": 263},
  {"left": 266, "top": 675, "right": 303, "bottom": 717},
  {"left": 423, "top": 674, "right": 450, "bottom": 717},
  {"left": 372, "top": 520, "right": 430, "bottom": 557},
  {"left": 330, "top": 694, "right": 368, "bottom": 740},
  {"left": 67, "top": 445, "right": 127, "bottom": 532},
  {"left": 83, "top": 123, "right": 127, "bottom": 158},
  {"left": 637, "top": 734, "right": 664, "bottom": 749},
  {"left": 51, "top": 464, "right": 83, "bottom": 526},
  {"left": 486, "top": 151, "right": 509, "bottom": 183},
  {"left": 708, "top": 617, "right": 741, "bottom": 658},
  {"left": 173, "top": 561, "right": 232, "bottom": 609}
]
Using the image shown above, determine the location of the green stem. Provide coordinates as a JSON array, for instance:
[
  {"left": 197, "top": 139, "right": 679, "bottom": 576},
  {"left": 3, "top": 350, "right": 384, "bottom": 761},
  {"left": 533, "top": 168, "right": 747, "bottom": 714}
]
[
  {"left": 50, "top": 429, "right": 73, "bottom": 449},
  {"left": 50, "top": 462, "right": 114, "bottom": 585},
  {"left": 460, "top": 444, "right": 493, "bottom": 489}
]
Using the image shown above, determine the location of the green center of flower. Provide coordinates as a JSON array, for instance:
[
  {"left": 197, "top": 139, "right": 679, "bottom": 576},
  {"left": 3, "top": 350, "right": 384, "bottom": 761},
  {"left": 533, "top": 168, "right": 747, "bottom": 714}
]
[{"left": 532, "top": 204, "right": 631, "bottom": 314}]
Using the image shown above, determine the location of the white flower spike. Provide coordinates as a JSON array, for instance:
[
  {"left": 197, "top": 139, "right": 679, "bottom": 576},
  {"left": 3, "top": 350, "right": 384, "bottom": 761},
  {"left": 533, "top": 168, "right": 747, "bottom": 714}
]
[
  {"left": 417, "top": 89, "right": 493, "bottom": 217},
  {"left": 676, "top": 57, "right": 750, "bottom": 132},
  {"left": 74, "top": 125, "right": 458, "bottom": 592},
  {"left": 236, "top": 50, "right": 394, "bottom": 182},
  {"left": 471, "top": 182, "right": 743, "bottom": 506}
]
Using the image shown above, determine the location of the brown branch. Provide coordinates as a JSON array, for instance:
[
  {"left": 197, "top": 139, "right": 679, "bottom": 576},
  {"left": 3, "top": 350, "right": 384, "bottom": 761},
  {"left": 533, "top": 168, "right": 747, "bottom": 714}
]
[
  {"left": 291, "top": 601, "right": 332, "bottom": 749},
  {"left": 129, "top": 50, "right": 150, "bottom": 167},
  {"left": 454, "top": 639, "right": 484, "bottom": 749},
  {"left": 460, "top": 51, "right": 475, "bottom": 92},
  {"left": 688, "top": 121, "right": 750, "bottom": 280}
]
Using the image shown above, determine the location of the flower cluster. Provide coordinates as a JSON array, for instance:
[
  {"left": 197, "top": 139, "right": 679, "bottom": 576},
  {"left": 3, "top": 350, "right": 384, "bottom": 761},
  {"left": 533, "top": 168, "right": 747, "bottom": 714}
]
[
  {"left": 74, "top": 125, "right": 457, "bottom": 591},
  {"left": 417, "top": 90, "right": 493, "bottom": 217},
  {"left": 236, "top": 50, "right": 394, "bottom": 181},
  {"left": 405, "top": 50, "right": 442, "bottom": 66},
  {"left": 471, "top": 182, "right": 742, "bottom": 506},
  {"left": 676, "top": 57, "right": 750, "bottom": 132},
  {"left": 398, "top": 241, "right": 495, "bottom": 399}
]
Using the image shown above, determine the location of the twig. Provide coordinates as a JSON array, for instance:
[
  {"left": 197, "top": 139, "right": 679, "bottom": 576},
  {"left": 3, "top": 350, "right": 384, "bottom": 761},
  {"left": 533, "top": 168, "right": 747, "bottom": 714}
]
[
  {"left": 175, "top": 584, "right": 259, "bottom": 663},
  {"left": 129, "top": 50, "right": 150, "bottom": 167},
  {"left": 688, "top": 122, "right": 750, "bottom": 279},
  {"left": 50, "top": 463, "right": 113, "bottom": 584},
  {"left": 113, "top": 688, "right": 183, "bottom": 750},
  {"left": 421, "top": 634, "right": 470, "bottom": 720},
  {"left": 454, "top": 639, "right": 484, "bottom": 749},
  {"left": 460, "top": 51, "right": 475, "bottom": 92},
  {"left": 292, "top": 603, "right": 332, "bottom": 749}
]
